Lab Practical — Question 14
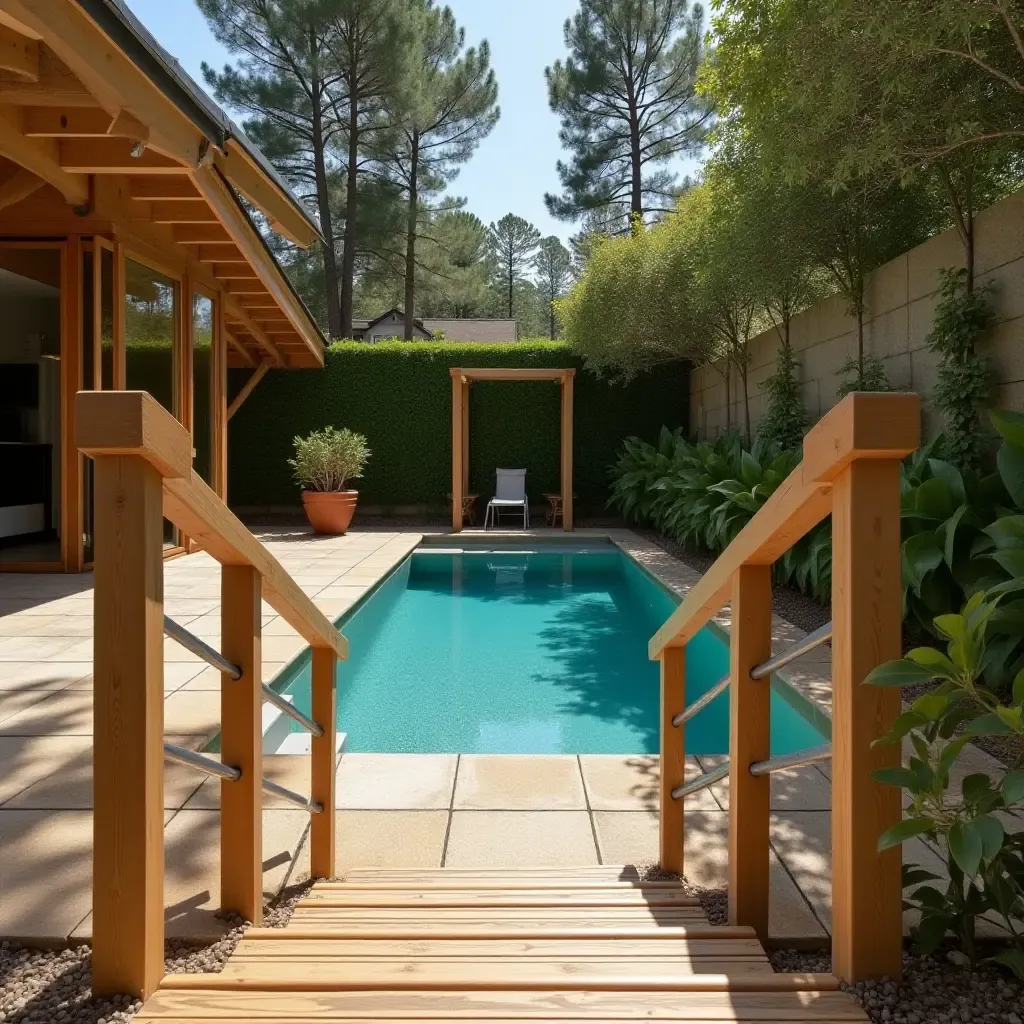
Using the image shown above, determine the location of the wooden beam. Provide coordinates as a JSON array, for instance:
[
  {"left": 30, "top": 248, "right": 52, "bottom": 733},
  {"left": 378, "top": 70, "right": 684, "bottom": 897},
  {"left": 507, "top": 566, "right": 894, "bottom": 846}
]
[
  {"left": 59, "top": 138, "right": 186, "bottom": 174},
  {"left": 61, "top": 234, "right": 83, "bottom": 570},
  {"left": 310, "top": 647, "right": 337, "bottom": 879},
  {"left": 89, "top": 452, "right": 165, "bottom": 999},
  {"left": 0, "top": 24, "right": 36, "bottom": 81},
  {"left": 224, "top": 282, "right": 270, "bottom": 295},
  {"left": 150, "top": 200, "right": 218, "bottom": 224},
  {"left": 561, "top": 373, "right": 574, "bottom": 530},
  {"left": 0, "top": 162, "right": 40, "bottom": 208},
  {"left": 193, "top": 243, "right": 245, "bottom": 262},
  {"left": 659, "top": 647, "right": 684, "bottom": 874},
  {"left": 0, "top": 48, "right": 93, "bottom": 106},
  {"left": 23, "top": 106, "right": 147, "bottom": 138},
  {"left": 0, "top": 104, "right": 87, "bottom": 205},
  {"left": 451, "top": 366, "right": 576, "bottom": 382},
  {"left": 191, "top": 164, "right": 324, "bottom": 366},
  {"left": 212, "top": 263, "right": 258, "bottom": 280},
  {"left": 227, "top": 361, "right": 269, "bottom": 420},
  {"left": 0, "top": 10, "right": 40, "bottom": 39},
  {"left": 728, "top": 564, "right": 772, "bottom": 944},
  {"left": 173, "top": 224, "right": 230, "bottom": 244},
  {"left": 451, "top": 373, "right": 463, "bottom": 531},
  {"left": 224, "top": 328, "right": 255, "bottom": 367},
  {"left": 128, "top": 178, "right": 200, "bottom": 201},
  {"left": 224, "top": 300, "right": 284, "bottom": 366},
  {"left": 214, "top": 142, "right": 318, "bottom": 249}
]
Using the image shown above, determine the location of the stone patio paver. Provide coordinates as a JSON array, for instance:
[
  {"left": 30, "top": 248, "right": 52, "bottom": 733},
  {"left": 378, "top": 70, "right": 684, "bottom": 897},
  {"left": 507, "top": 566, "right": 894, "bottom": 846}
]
[
  {"left": 335, "top": 753, "right": 458, "bottom": 810},
  {"left": 335, "top": 810, "right": 448, "bottom": 871},
  {"left": 454, "top": 755, "right": 586, "bottom": 810},
  {"left": 444, "top": 810, "right": 599, "bottom": 867}
]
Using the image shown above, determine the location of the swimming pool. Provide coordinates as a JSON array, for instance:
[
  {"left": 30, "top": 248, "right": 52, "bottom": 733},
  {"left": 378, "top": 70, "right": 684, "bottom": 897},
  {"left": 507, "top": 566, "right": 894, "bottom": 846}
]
[{"left": 270, "top": 545, "right": 827, "bottom": 755}]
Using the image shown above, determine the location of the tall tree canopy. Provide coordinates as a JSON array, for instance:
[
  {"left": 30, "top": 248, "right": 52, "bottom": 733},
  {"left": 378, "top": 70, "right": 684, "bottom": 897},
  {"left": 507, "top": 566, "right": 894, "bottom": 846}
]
[
  {"left": 488, "top": 214, "right": 541, "bottom": 319},
  {"left": 534, "top": 236, "right": 573, "bottom": 337},
  {"left": 545, "top": 0, "right": 710, "bottom": 228}
]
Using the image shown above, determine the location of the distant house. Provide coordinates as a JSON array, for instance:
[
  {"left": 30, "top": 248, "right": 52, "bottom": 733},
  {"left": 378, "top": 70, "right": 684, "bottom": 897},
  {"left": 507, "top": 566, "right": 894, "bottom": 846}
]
[{"left": 351, "top": 309, "right": 518, "bottom": 342}]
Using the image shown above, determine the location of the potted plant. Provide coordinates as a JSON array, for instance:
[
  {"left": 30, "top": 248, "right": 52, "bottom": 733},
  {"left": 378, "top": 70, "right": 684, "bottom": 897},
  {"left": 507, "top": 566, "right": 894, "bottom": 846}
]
[{"left": 289, "top": 426, "right": 370, "bottom": 535}]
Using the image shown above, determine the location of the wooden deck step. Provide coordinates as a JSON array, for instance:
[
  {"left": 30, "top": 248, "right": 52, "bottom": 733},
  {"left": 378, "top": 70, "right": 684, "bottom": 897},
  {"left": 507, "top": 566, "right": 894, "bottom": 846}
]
[
  {"left": 341, "top": 866, "right": 651, "bottom": 882},
  {"left": 135, "top": 871, "right": 868, "bottom": 1023}
]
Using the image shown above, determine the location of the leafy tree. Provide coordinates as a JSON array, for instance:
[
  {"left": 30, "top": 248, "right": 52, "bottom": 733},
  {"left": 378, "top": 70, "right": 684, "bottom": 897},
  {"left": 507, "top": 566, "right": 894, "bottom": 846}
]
[
  {"left": 379, "top": 2, "right": 499, "bottom": 338},
  {"left": 757, "top": 341, "right": 806, "bottom": 451},
  {"left": 198, "top": 0, "right": 349, "bottom": 337},
  {"left": 545, "top": 0, "right": 710, "bottom": 223},
  {"left": 534, "top": 236, "right": 573, "bottom": 338},
  {"left": 487, "top": 214, "right": 541, "bottom": 319}
]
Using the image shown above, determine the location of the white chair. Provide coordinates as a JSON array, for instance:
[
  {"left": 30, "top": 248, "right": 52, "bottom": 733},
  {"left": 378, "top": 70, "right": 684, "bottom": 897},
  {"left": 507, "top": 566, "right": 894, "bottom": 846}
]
[{"left": 484, "top": 468, "right": 529, "bottom": 530}]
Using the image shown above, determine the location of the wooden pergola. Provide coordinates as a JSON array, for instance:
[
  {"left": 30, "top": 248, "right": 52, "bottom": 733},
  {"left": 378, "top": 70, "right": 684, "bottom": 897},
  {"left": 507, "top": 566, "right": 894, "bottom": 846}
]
[{"left": 450, "top": 367, "right": 575, "bottom": 532}]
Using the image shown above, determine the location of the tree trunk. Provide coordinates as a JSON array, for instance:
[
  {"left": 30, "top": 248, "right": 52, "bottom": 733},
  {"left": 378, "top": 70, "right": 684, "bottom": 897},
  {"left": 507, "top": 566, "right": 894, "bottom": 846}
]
[
  {"left": 724, "top": 361, "right": 732, "bottom": 433},
  {"left": 628, "top": 98, "right": 642, "bottom": 220},
  {"left": 507, "top": 252, "right": 514, "bottom": 318},
  {"left": 310, "top": 83, "right": 341, "bottom": 340},
  {"left": 403, "top": 130, "right": 419, "bottom": 341},
  {"left": 339, "top": 87, "right": 359, "bottom": 339},
  {"left": 549, "top": 294, "right": 556, "bottom": 339},
  {"left": 964, "top": 164, "right": 975, "bottom": 297}
]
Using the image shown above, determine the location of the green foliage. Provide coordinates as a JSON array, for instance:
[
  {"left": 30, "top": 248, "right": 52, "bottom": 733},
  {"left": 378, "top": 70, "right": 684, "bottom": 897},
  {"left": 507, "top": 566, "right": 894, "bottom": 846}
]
[
  {"left": 289, "top": 427, "right": 370, "bottom": 492},
  {"left": 544, "top": 0, "right": 708, "bottom": 222},
  {"left": 607, "top": 428, "right": 833, "bottom": 601},
  {"left": 835, "top": 354, "right": 893, "bottom": 399},
  {"left": 534, "top": 236, "right": 573, "bottom": 339},
  {"left": 488, "top": 214, "right": 541, "bottom": 320},
  {"left": 865, "top": 587, "right": 1024, "bottom": 972},
  {"left": 900, "top": 412, "right": 1024, "bottom": 696},
  {"left": 756, "top": 343, "right": 806, "bottom": 451},
  {"left": 926, "top": 268, "right": 996, "bottom": 471},
  {"left": 229, "top": 341, "right": 688, "bottom": 508}
]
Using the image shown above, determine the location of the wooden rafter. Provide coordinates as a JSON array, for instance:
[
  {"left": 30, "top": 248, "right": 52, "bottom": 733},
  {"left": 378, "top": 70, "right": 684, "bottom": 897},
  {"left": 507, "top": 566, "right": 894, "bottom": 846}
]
[
  {"left": 0, "top": 47, "right": 92, "bottom": 106},
  {"left": 226, "top": 361, "right": 270, "bottom": 420},
  {"left": 224, "top": 328, "right": 255, "bottom": 367},
  {"left": 0, "top": 102, "right": 86, "bottom": 204},
  {"left": 128, "top": 178, "right": 200, "bottom": 201},
  {"left": 224, "top": 299, "right": 284, "bottom": 366},
  {"left": 172, "top": 224, "right": 230, "bottom": 244},
  {"left": 0, "top": 24, "right": 37, "bottom": 81},
  {"left": 59, "top": 138, "right": 186, "bottom": 174},
  {"left": 150, "top": 200, "right": 218, "bottom": 224},
  {"left": 193, "top": 243, "right": 245, "bottom": 262},
  {"left": 23, "top": 106, "right": 148, "bottom": 139},
  {"left": 213, "top": 264, "right": 257, "bottom": 279},
  {"left": 0, "top": 162, "right": 40, "bottom": 208}
]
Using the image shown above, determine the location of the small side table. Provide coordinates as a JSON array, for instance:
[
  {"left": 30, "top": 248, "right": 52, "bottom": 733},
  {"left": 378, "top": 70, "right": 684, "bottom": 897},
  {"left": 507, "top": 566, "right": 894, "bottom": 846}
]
[
  {"left": 543, "top": 493, "right": 567, "bottom": 527},
  {"left": 448, "top": 493, "right": 479, "bottom": 525}
]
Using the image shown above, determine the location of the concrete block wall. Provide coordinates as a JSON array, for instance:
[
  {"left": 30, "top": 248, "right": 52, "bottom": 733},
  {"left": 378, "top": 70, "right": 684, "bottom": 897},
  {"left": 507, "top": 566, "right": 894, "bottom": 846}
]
[{"left": 690, "top": 189, "right": 1024, "bottom": 439}]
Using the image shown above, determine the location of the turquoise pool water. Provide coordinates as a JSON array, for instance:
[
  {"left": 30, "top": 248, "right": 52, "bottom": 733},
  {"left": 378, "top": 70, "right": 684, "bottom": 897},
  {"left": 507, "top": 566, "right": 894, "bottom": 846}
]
[{"left": 275, "top": 548, "right": 826, "bottom": 755}]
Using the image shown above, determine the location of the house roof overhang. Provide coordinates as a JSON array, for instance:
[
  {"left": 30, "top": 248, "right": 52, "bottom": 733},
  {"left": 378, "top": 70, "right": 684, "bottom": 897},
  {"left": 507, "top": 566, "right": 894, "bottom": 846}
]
[{"left": 0, "top": 0, "right": 327, "bottom": 368}]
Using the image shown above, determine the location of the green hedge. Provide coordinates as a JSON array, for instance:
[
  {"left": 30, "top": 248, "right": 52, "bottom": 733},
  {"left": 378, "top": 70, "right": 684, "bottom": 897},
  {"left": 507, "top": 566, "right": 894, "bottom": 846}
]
[{"left": 227, "top": 341, "right": 689, "bottom": 510}]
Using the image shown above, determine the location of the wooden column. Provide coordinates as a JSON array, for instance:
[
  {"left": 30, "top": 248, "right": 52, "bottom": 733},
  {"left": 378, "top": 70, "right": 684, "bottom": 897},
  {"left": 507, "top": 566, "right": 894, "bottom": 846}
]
[
  {"left": 220, "top": 564, "right": 263, "bottom": 926},
  {"left": 560, "top": 373, "right": 574, "bottom": 530},
  {"left": 91, "top": 240, "right": 102, "bottom": 390},
  {"left": 831, "top": 458, "right": 903, "bottom": 982},
  {"left": 310, "top": 646, "right": 337, "bottom": 879},
  {"left": 91, "top": 454, "right": 165, "bottom": 998},
  {"left": 60, "top": 236, "right": 84, "bottom": 570},
  {"left": 659, "top": 646, "right": 685, "bottom": 873},
  {"left": 451, "top": 373, "right": 463, "bottom": 531},
  {"left": 112, "top": 240, "right": 126, "bottom": 389},
  {"left": 728, "top": 563, "right": 772, "bottom": 942},
  {"left": 461, "top": 380, "right": 469, "bottom": 494},
  {"left": 212, "top": 298, "right": 228, "bottom": 501}
]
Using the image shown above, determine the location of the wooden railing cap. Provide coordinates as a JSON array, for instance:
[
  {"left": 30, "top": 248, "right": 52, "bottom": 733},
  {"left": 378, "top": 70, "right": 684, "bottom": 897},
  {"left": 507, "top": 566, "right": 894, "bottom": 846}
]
[
  {"left": 801, "top": 392, "right": 921, "bottom": 485},
  {"left": 76, "top": 390, "right": 193, "bottom": 480}
]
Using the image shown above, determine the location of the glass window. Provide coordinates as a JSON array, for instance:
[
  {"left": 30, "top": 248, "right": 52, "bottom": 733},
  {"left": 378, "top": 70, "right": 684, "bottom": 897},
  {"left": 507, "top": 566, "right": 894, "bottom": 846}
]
[{"left": 192, "top": 293, "right": 214, "bottom": 485}]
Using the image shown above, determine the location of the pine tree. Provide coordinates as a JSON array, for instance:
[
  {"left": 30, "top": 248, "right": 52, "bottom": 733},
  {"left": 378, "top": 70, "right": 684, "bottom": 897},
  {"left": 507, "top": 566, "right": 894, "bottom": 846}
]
[
  {"left": 487, "top": 214, "right": 541, "bottom": 320},
  {"left": 756, "top": 342, "right": 807, "bottom": 451},
  {"left": 534, "top": 236, "right": 572, "bottom": 338},
  {"left": 378, "top": 3, "right": 499, "bottom": 338},
  {"left": 545, "top": 0, "right": 710, "bottom": 224}
]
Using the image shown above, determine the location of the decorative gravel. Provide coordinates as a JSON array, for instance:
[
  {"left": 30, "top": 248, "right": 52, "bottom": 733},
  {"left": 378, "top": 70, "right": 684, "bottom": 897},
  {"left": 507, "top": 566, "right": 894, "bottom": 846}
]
[
  {"left": 772, "top": 948, "right": 1024, "bottom": 1023},
  {"left": 0, "top": 880, "right": 315, "bottom": 1024}
]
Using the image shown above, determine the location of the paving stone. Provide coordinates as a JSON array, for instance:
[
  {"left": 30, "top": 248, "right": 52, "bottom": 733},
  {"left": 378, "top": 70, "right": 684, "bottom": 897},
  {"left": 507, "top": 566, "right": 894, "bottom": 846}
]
[
  {"left": 336, "top": 810, "right": 448, "bottom": 871},
  {"left": 445, "top": 810, "right": 598, "bottom": 867},
  {"left": 454, "top": 755, "right": 586, "bottom": 810},
  {"left": 335, "top": 753, "right": 457, "bottom": 809}
]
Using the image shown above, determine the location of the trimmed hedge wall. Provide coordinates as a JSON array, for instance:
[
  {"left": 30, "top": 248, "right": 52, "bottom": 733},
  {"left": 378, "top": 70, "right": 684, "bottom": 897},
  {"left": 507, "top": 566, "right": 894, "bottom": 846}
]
[{"left": 227, "top": 341, "right": 689, "bottom": 510}]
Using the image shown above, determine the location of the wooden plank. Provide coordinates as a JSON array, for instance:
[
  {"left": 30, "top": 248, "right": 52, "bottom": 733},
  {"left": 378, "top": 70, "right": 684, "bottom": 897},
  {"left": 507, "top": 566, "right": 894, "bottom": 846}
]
[
  {"left": 129, "top": 177, "right": 202, "bottom": 201},
  {"left": 0, "top": 25, "right": 38, "bottom": 80},
  {"left": 728, "top": 565, "right": 772, "bottom": 943},
  {"left": 24, "top": 107, "right": 146, "bottom": 138},
  {"left": 296, "top": 890, "right": 702, "bottom": 908},
  {"left": 830, "top": 458, "right": 904, "bottom": 983},
  {"left": 314, "top": 881, "right": 688, "bottom": 891},
  {"left": 150, "top": 200, "right": 219, "bottom": 223},
  {"left": 560, "top": 373, "right": 573, "bottom": 530},
  {"left": 242, "top": 925, "right": 759, "bottom": 942},
  {"left": 224, "top": 299, "right": 284, "bottom": 366},
  {"left": 112, "top": 239, "right": 126, "bottom": 388},
  {"left": 59, "top": 138, "right": 188, "bottom": 174},
  {"left": 452, "top": 372, "right": 463, "bottom": 531},
  {"left": 0, "top": 164, "right": 43, "bottom": 209},
  {"left": 60, "top": 234, "right": 83, "bottom": 570},
  {"left": 226, "top": 362, "right": 269, "bottom": 421},
  {"left": 220, "top": 563, "right": 263, "bottom": 926},
  {"left": 339, "top": 867, "right": 649, "bottom": 880},
  {"left": 452, "top": 367, "right": 576, "bottom": 382},
  {"left": 90, "top": 454, "right": 165, "bottom": 999},
  {"left": 137, "top": 986, "right": 863, "bottom": 1020},
  {"left": 659, "top": 646, "right": 684, "bottom": 873},
  {"left": 310, "top": 646, "right": 337, "bottom": 879},
  {"left": 0, "top": 103, "right": 87, "bottom": 204}
]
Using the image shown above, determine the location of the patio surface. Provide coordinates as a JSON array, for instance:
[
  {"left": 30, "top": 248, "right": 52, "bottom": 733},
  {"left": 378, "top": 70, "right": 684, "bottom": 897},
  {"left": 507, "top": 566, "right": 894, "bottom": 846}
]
[{"left": 0, "top": 526, "right": 1019, "bottom": 947}]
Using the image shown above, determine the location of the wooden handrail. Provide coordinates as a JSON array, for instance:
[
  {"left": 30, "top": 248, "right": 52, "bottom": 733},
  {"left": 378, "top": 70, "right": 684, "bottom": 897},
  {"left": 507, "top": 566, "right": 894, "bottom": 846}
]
[
  {"left": 648, "top": 393, "right": 920, "bottom": 659},
  {"left": 77, "top": 390, "right": 345, "bottom": 1001},
  {"left": 650, "top": 391, "right": 921, "bottom": 987},
  {"left": 77, "top": 390, "right": 346, "bottom": 658}
]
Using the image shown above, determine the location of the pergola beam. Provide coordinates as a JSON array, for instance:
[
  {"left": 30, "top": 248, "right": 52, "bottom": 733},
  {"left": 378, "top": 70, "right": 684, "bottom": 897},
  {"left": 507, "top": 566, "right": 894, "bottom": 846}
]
[
  {"left": 0, "top": 103, "right": 86, "bottom": 204},
  {"left": 227, "top": 362, "right": 270, "bottom": 421},
  {"left": 224, "top": 299, "right": 284, "bottom": 367},
  {"left": 224, "top": 328, "right": 256, "bottom": 367},
  {"left": 59, "top": 138, "right": 186, "bottom": 174}
]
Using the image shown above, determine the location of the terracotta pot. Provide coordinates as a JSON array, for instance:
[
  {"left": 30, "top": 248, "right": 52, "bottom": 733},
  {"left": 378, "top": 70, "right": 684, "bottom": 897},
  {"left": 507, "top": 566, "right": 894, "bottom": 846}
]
[{"left": 301, "top": 490, "right": 359, "bottom": 535}]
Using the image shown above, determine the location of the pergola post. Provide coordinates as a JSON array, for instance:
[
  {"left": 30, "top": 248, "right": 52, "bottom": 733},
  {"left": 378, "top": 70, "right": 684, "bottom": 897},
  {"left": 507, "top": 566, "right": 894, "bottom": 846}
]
[
  {"left": 561, "top": 372, "right": 574, "bottom": 531},
  {"left": 452, "top": 373, "right": 463, "bottom": 532}
]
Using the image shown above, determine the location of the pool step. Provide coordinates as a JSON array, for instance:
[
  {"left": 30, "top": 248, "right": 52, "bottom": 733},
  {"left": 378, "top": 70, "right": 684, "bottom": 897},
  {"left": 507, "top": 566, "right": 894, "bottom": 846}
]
[{"left": 135, "top": 870, "right": 868, "bottom": 1023}]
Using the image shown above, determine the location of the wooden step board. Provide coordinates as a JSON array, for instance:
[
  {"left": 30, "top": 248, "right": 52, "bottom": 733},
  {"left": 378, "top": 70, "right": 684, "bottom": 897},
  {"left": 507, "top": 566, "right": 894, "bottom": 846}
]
[{"left": 135, "top": 868, "right": 868, "bottom": 1023}]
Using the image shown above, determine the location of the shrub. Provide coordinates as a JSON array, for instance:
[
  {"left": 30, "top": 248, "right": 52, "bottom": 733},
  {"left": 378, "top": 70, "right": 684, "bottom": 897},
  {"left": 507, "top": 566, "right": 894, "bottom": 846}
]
[
  {"left": 756, "top": 342, "right": 807, "bottom": 451},
  {"left": 228, "top": 341, "right": 689, "bottom": 509},
  {"left": 835, "top": 353, "right": 893, "bottom": 398},
  {"left": 289, "top": 427, "right": 370, "bottom": 492},
  {"left": 865, "top": 586, "right": 1024, "bottom": 976}
]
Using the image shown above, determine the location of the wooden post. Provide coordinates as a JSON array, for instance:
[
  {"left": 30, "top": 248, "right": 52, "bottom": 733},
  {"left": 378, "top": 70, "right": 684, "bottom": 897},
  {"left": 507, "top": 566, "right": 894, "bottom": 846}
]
[
  {"left": 112, "top": 240, "right": 126, "bottom": 390},
  {"left": 461, "top": 380, "right": 469, "bottom": 494},
  {"left": 831, "top": 458, "right": 904, "bottom": 982},
  {"left": 560, "top": 373, "right": 574, "bottom": 531},
  {"left": 91, "top": 454, "right": 165, "bottom": 998},
  {"left": 310, "top": 646, "right": 337, "bottom": 879},
  {"left": 728, "top": 563, "right": 772, "bottom": 942},
  {"left": 659, "top": 646, "right": 685, "bottom": 873},
  {"left": 61, "top": 235, "right": 83, "bottom": 571},
  {"left": 452, "top": 373, "right": 463, "bottom": 532},
  {"left": 220, "top": 564, "right": 263, "bottom": 926},
  {"left": 212, "top": 298, "right": 228, "bottom": 501}
]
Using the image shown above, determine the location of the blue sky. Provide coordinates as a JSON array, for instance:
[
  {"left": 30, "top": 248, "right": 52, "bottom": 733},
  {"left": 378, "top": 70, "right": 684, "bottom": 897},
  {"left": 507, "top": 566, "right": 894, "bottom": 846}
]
[{"left": 129, "top": 0, "right": 583, "bottom": 243}]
